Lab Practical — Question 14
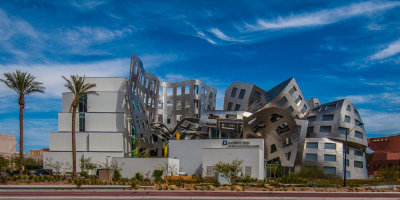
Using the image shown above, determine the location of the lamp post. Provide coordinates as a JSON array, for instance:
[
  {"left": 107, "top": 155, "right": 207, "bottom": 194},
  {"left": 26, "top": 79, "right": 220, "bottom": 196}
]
[{"left": 344, "top": 122, "right": 364, "bottom": 187}]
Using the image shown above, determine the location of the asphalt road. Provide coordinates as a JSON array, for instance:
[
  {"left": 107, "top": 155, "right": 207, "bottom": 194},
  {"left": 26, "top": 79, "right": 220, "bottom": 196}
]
[{"left": 1, "top": 191, "right": 400, "bottom": 200}]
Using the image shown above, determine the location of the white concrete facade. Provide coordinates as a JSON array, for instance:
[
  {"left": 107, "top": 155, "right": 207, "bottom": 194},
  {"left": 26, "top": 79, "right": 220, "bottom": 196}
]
[
  {"left": 44, "top": 77, "right": 131, "bottom": 172},
  {"left": 169, "top": 138, "right": 264, "bottom": 180},
  {"left": 113, "top": 158, "right": 179, "bottom": 178}
]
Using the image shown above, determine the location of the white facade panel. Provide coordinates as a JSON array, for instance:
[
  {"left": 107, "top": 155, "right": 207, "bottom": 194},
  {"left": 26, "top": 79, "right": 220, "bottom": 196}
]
[
  {"left": 58, "top": 113, "right": 78, "bottom": 132},
  {"left": 89, "top": 133, "right": 124, "bottom": 152},
  {"left": 85, "top": 77, "right": 126, "bottom": 92},
  {"left": 85, "top": 113, "right": 126, "bottom": 132},
  {"left": 49, "top": 132, "right": 88, "bottom": 151},
  {"left": 113, "top": 158, "right": 179, "bottom": 178},
  {"left": 87, "top": 92, "right": 126, "bottom": 113}
]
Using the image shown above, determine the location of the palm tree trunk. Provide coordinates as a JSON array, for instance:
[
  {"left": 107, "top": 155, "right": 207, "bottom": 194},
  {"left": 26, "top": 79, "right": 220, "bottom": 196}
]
[
  {"left": 72, "top": 103, "right": 77, "bottom": 180},
  {"left": 18, "top": 95, "right": 24, "bottom": 176}
]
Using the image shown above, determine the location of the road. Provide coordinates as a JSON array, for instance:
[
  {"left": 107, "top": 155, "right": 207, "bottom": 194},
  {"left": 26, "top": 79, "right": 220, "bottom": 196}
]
[{"left": 1, "top": 190, "right": 400, "bottom": 199}]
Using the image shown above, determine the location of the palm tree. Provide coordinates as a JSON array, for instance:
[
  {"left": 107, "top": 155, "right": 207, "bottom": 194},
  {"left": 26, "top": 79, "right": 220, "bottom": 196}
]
[
  {"left": 62, "top": 75, "right": 96, "bottom": 180},
  {"left": 0, "top": 70, "right": 45, "bottom": 176}
]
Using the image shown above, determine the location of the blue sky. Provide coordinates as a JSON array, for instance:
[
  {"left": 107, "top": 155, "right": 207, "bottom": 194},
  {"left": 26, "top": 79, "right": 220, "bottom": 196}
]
[{"left": 0, "top": 0, "right": 400, "bottom": 151}]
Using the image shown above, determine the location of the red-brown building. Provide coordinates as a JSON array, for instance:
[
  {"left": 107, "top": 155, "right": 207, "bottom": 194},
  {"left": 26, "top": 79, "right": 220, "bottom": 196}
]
[{"left": 367, "top": 134, "right": 400, "bottom": 176}]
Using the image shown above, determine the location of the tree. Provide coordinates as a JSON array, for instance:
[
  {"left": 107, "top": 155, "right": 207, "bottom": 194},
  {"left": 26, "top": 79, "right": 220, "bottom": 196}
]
[
  {"left": 79, "top": 157, "right": 98, "bottom": 176},
  {"left": 0, "top": 70, "right": 45, "bottom": 176},
  {"left": 62, "top": 75, "right": 96, "bottom": 180},
  {"left": 215, "top": 159, "right": 243, "bottom": 187},
  {"left": 0, "top": 156, "right": 9, "bottom": 172}
]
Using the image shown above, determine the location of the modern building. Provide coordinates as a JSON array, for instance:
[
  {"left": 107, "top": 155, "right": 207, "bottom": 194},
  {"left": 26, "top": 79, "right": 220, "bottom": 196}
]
[
  {"left": 367, "top": 134, "right": 400, "bottom": 176},
  {"left": 0, "top": 132, "right": 17, "bottom": 157},
  {"left": 224, "top": 82, "right": 266, "bottom": 112},
  {"left": 29, "top": 148, "right": 49, "bottom": 166}
]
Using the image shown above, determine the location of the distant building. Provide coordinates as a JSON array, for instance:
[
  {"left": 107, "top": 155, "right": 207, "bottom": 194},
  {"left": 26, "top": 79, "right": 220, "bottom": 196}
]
[
  {"left": 29, "top": 148, "right": 49, "bottom": 167},
  {"left": 0, "top": 132, "right": 17, "bottom": 157},
  {"left": 367, "top": 134, "right": 400, "bottom": 176}
]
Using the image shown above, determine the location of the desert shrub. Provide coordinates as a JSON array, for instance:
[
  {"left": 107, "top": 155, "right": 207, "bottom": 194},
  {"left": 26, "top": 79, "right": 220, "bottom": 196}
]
[{"left": 152, "top": 169, "right": 163, "bottom": 182}]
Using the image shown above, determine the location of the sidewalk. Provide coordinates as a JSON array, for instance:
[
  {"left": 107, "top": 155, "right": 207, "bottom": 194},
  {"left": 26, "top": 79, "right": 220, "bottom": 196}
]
[{"left": 0, "top": 185, "right": 132, "bottom": 190}]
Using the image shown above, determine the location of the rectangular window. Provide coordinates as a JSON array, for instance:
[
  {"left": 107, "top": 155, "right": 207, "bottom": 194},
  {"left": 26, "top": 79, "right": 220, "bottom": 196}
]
[
  {"left": 278, "top": 96, "right": 288, "bottom": 107},
  {"left": 167, "top": 101, "right": 173, "bottom": 109},
  {"left": 231, "top": 87, "right": 238, "bottom": 97},
  {"left": 206, "top": 166, "right": 216, "bottom": 177},
  {"left": 346, "top": 171, "right": 351, "bottom": 178},
  {"left": 238, "top": 89, "right": 246, "bottom": 99},
  {"left": 324, "top": 143, "right": 336, "bottom": 150},
  {"left": 305, "top": 153, "right": 317, "bottom": 161},
  {"left": 355, "top": 119, "right": 363, "bottom": 127},
  {"left": 79, "top": 113, "right": 85, "bottom": 132},
  {"left": 176, "top": 101, "right": 181, "bottom": 110},
  {"left": 285, "top": 152, "right": 291, "bottom": 161},
  {"left": 306, "top": 142, "right": 318, "bottom": 149},
  {"left": 355, "top": 131, "right": 363, "bottom": 139},
  {"left": 287, "top": 106, "right": 294, "bottom": 113},
  {"left": 338, "top": 127, "right": 349, "bottom": 135},
  {"left": 307, "top": 116, "right": 316, "bottom": 122},
  {"left": 234, "top": 104, "right": 241, "bottom": 111},
  {"left": 270, "top": 144, "right": 277, "bottom": 153},
  {"left": 344, "top": 159, "right": 349, "bottom": 166},
  {"left": 307, "top": 127, "right": 314, "bottom": 135},
  {"left": 301, "top": 105, "right": 307, "bottom": 113},
  {"left": 295, "top": 95, "right": 302, "bottom": 105},
  {"left": 344, "top": 147, "right": 349, "bottom": 154},
  {"left": 324, "top": 167, "right": 336, "bottom": 175},
  {"left": 354, "top": 109, "right": 361, "bottom": 119},
  {"left": 167, "top": 87, "right": 173, "bottom": 96},
  {"left": 324, "top": 154, "right": 336, "bottom": 162},
  {"left": 354, "top": 149, "right": 363, "bottom": 156},
  {"left": 176, "top": 87, "right": 181, "bottom": 95},
  {"left": 289, "top": 86, "right": 297, "bottom": 96},
  {"left": 354, "top": 161, "right": 363, "bottom": 168},
  {"left": 320, "top": 126, "right": 332, "bottom": 133},
  {"left": 78, "top": 96, "right": 87, "bottom": 112},
  {"left": 185, "top": 85, "right": 190, "bottom": 94},
  {"left": 227, "top": 102, "right": 233, "bottom": 111},
  {"left": 344, "top": 115, "right": 351, "bottom": 123},
  {"left": 158, "top": 100, "right": 163, "bottom": 109},
  {"left": 185, "top": 99, "right": 190, "bottom": 109},
  {"left": 167, "top": 118, "right": 171, "bottom": 124},
  {"left": 283, "top": 137, "right": 292, "bottom": 147},
  {"left": 346, "top": 105, "right": 351, "bottom": 111},
  {"left": 322, "top": 114, "right": 334, "bottom": 121},
  {"left": 326, "top": 104, "right": 337, "bottom": 109}
]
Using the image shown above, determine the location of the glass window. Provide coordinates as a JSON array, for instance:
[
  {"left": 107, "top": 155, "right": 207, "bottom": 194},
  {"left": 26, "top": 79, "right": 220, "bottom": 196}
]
[
  {"left": 176, "top": 87, "right": 181, "bottom": 95},
  {"left": 301, "top": 105, "right": 307, "bottom": 113},
  {"left": 79, "top": 113, "right": 85, "bottom": 132},
  {"left": 158, "top": 100, "right": 163, "bottom": 109},
  {"left": 283, "top": 137, "right": 292, "bottom": 147},
  {"left": 355, "top": 131, "right": 363, "bottom": 139},
  {"left": 307, "top": 116, "right": 316, "bottom": 122},
  {"left": 185, "top": 99, "right": 190, "bottom": 109},
  {"left": 324, "top": 143, "right": 336, "bottom": 150},
  {"left": 324, "top": 154, "right": 336, "bottom": 162},
  {"left": 338, "top": 127, "right": 349, "bottom": 134},
  {"left": 287, "top": 106, "right": 294, "bottom": 113},
  {"left": 185, "top": 85, "right": 190, "bottom": 94},
  {"left": 344, "top": 159, "right": 349, "bottom": 166},
  {"left": 231, "top": 87, "right": 237, "bottom": 97},
  {"left": 176, "top": 101, "right": 181, "bottom": 110},
  {"left": 346, "top": 171, "right": 351, "bottom": 178},
  {"left": 322, "top": 114, "right": 334, "bottom": 121},
  {"left": 305, "top": 153, "right": 317, "bottom": 161},
  {"left": 78, "top": 96, "right": 87, "bottom": 112},
  {"left": 167, "top": 101, "right": 173, "bottom": 109},
  {"left": 344, "top": 147, "right": 349, "bottom": 154},
  {"left": 270, "top": 144, "right": 277, "bottom": 153},
  {"left": 354, "top": 109, "right": 361, "bottom": 119},
  {"left": 354, "top": 161, "right": 363, "bottom": 168},
  {"left": 295, "top": 95, "right": 302, "bottom": 105},
  {"left": 306, "top": 142, "right": 318, "bottom": 149},
  {"left": 307, "top": 127, "right": 314, "bottom": 135},
  {"left": 320, "top": 126, "right": 332, "bottom": 133},
  {"left": 227, "top": 102, "right": 233, "bottom": 111},
  {"left": 238, "top": 89, "right": 246, "bottom": 99},
  {"left": 234, "top": 104, "right": 241, "bottom": 111},
  {"left": 167, "top": 87, "right": 173, "bottom": 96},
  {"left": 346, "top": 105, "right": 351, "bottom": 111},
  {"left": 354, "top": 149, "right": 363, "bottom": 156},
  {"left": 324, "top": 167, "right": 336, "bottom": 175},
  {"left": 289, "top": 86, "right": 297, "bottom": 96},
  {"left": 326, "top": 104, "right": 337, "bottom": 109},
  {"left": 344, "top": 115, "right": 351, "bottom": 123},
  {"left": 285, "top": 152, "right": 291, "bottom": 160},
  {"left": 355, "top": 119, "right": 363, "bottom": 127},
  {"left": 278, "top": 96, "right": 288, "bottom": 107}
]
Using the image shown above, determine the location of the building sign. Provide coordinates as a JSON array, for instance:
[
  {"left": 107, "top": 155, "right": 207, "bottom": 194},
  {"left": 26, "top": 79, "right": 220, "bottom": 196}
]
[{"left": 222, "top": 140, "right": 259, "bottom": 148}]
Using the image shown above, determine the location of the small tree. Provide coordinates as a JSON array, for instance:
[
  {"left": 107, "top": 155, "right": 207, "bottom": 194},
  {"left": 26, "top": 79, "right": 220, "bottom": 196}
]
[
  {"left": 0, "top": 156, "right": 9, "bottom": 172},
  {"left": 152, "top": 169, "right": 163, "bottom": 182},
  {"left": 215, "top": 159, "right": 243, "bottom": 187},
  {"left": 80, "top": 157, "right": 98, "bottom": 176},
  {"left": 376, "top": 166, "right": 400, "bottom": 188}
]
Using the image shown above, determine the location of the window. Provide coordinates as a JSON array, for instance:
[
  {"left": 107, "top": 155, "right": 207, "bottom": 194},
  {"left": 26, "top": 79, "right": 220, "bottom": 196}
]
[
  {"left": 283, "top": 137, "right": 292, "bottom": 147},
  {"left": 306, "top": 142, "right": 318, "bottom": 149},
  {"left": 344, "top": 159, "right": 349, "bottom": 166},
  {"left": 78, "top": 96, "right": 87, "bottom": 112},
  {"left": 289, "top": 86, "right": 297, "bottom": 96},
  {"left": 344, "top": 115, "right": 351, "bottom": 123},
  {"left": 344, "top": 147, "right": 349, "bottom": 154},
  {"left": 176, "top": 87, "right": 181, "bottom": 95},
  {"left": 278, "top": 97, "right": 288, "bottom": 107},
  {"left": 185, "top": 85, "right": 190, "bottom": 94},
  {"left": 354, "top": 109, "right": 361, "bottom": 119},
  {"left": 324, "top": 143, "right": 336, "bottom": 150},
  {"left": 355, "top": 119, "right": 363, "bottom": 127},
  {"left": 307, "top": 127, "right": 314, "bottom": 135},
  {"left": 167, "top": 101, "right": 173, "bottom": 109},
  {"left": 270, "top": 144, "right": 277, "bottom": 153},
  {"left": 254, "top": 91, "right": 261, "bottom": 100},
  {"left": 185, "top": 99, "right": 190, "bottom": 109},
  {"left": 158, "top": 114, "right": 163, "bottom": 123},
  {"left": 305, "top": 153, "right": 317, "bottom": 161},
  {"left": 354, "top": 149, "right": 363, "bottom": 156},
  {"left": 158, "top": 87, "right": 163, "bottom": 96},
  {"left": 167, "top": 118, "right": 171, "bottom": 124},
  {"left": 355, "top": 131, "right": 363, "bottom": 139},
  {"left": 285, "top": 152, "right": 291, "bottom": 160},
  {"left": 322, "top": 114, "right": 334, "bottom": 121},
  {"left": 79, "top": 113, "right": 85, "bottom": 132},
  {"left": 354, "top": 161, "right": 363, "bottom": 168},
  {"left": 320, "top": 126, "right": 332, "bottom": 133},
  {"left": 227, "top": 102, "right": 233, "bottom": 111},
  {"left": 287, "top": 106, "right": 294, "bottom": 113},
  {"left": 346, "top": 171, "right": 351, "bottom": 178},
  {"left": 176, "top": 101, "right": 181, "bottom": 110},
  {"left": 194, "top": 85, "right": 199, "bottom": 94},
  {"left": 301, "top": 105, "right": 307, "bottom": 113},
  {"left": 297, "top": 125, "right": 302, "bottom": 135},
  {"left": 206, "top": 166, "right": 216, "bottom": 177},
  {"left": 324, "top": 167, "right": 336, "bottom": 175},
  {"left": 231, "top": 87, "right": 237, "bottom": 97},
  {"left": 295, "top": 95, "right": 302, "bottom": 105},
  {"left": 234, "top": 104, "right": 241, "bottom": 111},
  {"left": 307, "top": 116, "right": 316, "bottom": 122},
  {"left": 338, "top": 127, "right": 349, "bottom": 135},
  {"left": 346, "top": 105, "right": 351, "bottom": 111},
  {"left": 167, "top": 87, "right": 173, "bottom": 96},
  {"left": 326, "top": 104, "right": 337, "bottom": 109},
  {"left": 315, "top": 103, "right": 320, "bottom": 107},
  {"left": 158, "top": 100, "right": 163, "bottom": 109},
  {"left": 324, "top": 154, "right": 336, "bottom": 162},
  {"left": 194, "top": 100, "right": 199, "bottom": 109},
  {"left": 238, "top": 89, "right": 246, "bottom": 99}
]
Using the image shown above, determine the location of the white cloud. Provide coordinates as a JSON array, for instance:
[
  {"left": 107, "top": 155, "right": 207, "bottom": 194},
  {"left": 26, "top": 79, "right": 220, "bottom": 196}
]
[
  {"left": 337, "top": 92, "right": 400, "bottom": 105},
  {"left": 196, "top": 31, "right": 216, "bottom": 44},
  {"left": 208, "top": 28, "right": 243, "bottom": 42},
  {"left": 70, "top": 0, "right": 106, "bottom": 10},
  {"left": 370, "top": 38, "right": 400, "bottom": 60},
  {"left": 245, "top": 1, "right": 400, "bottom": 31},
  {"left": 359, "top": 109, "right": 400, "bottom": 136}
]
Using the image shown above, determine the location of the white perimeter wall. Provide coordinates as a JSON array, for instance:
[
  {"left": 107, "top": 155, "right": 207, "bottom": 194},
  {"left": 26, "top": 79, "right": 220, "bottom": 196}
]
[{"left": 112, "top": 158, "right": 179, "bottom": 178}]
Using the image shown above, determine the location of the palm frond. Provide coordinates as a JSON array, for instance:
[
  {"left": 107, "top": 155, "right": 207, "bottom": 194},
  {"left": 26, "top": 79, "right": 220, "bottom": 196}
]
[{"left": 0, "top": 70, "right": 46, "bottom": 96}]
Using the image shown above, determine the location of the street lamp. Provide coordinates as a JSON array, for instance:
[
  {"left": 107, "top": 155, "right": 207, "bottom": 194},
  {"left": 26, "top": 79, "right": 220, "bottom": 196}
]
[{"left": 344, "top": 122, "right": 364, "bottom": 187}]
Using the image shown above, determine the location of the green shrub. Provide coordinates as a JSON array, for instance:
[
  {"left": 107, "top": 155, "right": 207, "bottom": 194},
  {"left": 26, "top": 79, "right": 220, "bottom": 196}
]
[
  {"left": 80, "top": 171, "right": 88, "bottom": 178},
  {"left": 152, "top": 169, "right": 163, "bottom": 182},
  {"left": 135, "top": 172, "right": 143, "bottom": 181},
  {"left": 114, "top": 169, "right": 122, "bottom": 181}
]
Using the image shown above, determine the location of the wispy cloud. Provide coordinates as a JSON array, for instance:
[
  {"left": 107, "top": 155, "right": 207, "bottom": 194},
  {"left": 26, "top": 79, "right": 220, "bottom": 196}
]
[
  {"left": 337, "top": 92, "right": 400, "bottom": 108},
  {"left": 370, "top": 38, "right": 400, "bottom": 60},
  {"left": 70, "top": 0, "right": 107, "bottom": 10},
  {"left": 359, "top": 109, "right": 400, "bottom": 136},
  {"left": 245, "top": 1, "right": 400, "bottom": 31},
  {"left": 208, "top": 28, "right": 243, "bottom": 42}
]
